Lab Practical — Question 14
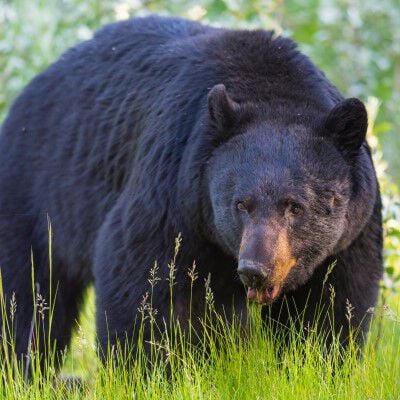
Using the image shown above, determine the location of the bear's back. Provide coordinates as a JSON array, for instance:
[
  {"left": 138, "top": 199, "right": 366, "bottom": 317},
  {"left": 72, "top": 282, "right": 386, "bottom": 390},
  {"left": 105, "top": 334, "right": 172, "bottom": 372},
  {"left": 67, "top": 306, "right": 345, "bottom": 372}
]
[
  {"left": 0, "top": 16, "right": 220, "bottom": 270},
  {"left": 0, "top": 16, "right": 343, "bottom": 260}
]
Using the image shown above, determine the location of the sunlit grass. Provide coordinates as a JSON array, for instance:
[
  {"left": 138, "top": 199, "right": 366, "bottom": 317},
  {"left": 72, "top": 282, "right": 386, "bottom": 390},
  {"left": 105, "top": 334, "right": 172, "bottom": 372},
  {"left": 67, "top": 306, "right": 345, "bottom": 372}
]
[{"left": 1, "top": 260, "right": 399, "bottom": 400}]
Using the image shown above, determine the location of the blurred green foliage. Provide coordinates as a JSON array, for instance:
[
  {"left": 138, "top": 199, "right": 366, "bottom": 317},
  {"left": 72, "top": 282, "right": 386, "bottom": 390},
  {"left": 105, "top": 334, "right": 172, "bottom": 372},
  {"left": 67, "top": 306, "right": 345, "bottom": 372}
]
[{"left": 0, "top": 0, "right": 399, "bottom": 290}]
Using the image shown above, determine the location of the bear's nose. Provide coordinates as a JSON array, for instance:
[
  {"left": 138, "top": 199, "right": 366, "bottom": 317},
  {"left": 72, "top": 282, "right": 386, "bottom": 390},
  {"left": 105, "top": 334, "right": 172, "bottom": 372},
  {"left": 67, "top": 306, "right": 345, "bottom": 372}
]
[{"left": 237, "top": 259, "right": 267, "bottom": 289}]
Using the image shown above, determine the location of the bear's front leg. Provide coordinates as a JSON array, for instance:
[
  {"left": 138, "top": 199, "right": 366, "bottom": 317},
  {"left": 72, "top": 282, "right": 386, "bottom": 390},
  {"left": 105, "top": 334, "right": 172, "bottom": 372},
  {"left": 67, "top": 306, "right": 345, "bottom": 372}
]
[{"left": 92, "top": 200, "right": 172, "bottom": 361}]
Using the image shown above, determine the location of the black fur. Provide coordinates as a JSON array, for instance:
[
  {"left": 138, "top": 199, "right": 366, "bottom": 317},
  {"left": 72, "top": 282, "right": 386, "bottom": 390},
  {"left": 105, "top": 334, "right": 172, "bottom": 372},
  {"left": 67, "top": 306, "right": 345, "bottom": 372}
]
[{"left": 0, "top": 16, "right": 382, "bottom": 364}]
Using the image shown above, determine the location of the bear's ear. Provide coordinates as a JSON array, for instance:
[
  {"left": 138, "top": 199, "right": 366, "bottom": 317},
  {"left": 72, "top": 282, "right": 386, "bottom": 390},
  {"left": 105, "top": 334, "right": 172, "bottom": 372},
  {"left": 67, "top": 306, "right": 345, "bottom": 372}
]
[
  {"left": 207, "top": 84, "right": 240, "bottom": 134},
  {"left": 324, "top": 98, "right": 368, "bottom": 158}
]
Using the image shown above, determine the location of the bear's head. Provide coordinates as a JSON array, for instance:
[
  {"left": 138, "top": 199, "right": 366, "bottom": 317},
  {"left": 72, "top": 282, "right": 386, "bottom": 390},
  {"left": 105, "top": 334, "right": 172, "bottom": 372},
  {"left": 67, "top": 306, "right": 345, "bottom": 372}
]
[{"left": 204, "top": 84, "right": 377, "bottom": 304}]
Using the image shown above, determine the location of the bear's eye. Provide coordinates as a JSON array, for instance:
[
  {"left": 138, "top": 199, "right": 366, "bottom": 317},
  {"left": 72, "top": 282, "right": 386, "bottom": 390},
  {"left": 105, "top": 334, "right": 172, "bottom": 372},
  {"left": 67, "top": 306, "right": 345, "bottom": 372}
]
[
  {"left": 287, "top": 201, "right": 303, "bottom": 216},
  {"left": 236, "top": 198, "right": 254, "bottom": 213},
  {"left": 236, "top": 201, "right": 248, "bottom": 212}
]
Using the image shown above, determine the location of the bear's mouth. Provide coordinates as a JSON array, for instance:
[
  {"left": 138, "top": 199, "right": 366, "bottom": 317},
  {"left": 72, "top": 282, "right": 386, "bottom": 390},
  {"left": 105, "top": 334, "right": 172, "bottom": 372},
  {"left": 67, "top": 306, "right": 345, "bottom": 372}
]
[{"left": 246, "top": 284, "right": 281, "bottom": 305}]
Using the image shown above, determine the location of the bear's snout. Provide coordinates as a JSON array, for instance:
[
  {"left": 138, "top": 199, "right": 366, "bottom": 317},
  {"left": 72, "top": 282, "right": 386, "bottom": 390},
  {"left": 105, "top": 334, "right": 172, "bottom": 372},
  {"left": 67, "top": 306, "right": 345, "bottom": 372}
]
[
  {"left": 237, "top": 259, "right": 281, "bottom": 304},
  {"left": 238, "top": 222, "right": 298, "bottom": 304},
  {"left": 237, "top": 259, "right": 268, "bottom": 288}
]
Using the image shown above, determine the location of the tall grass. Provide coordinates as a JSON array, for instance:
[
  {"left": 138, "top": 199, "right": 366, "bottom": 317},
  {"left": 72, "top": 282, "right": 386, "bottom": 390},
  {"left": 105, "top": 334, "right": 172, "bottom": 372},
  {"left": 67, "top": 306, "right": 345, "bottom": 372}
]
[{"left": 0, "top": 235, "right": 399, "bottom": 400}]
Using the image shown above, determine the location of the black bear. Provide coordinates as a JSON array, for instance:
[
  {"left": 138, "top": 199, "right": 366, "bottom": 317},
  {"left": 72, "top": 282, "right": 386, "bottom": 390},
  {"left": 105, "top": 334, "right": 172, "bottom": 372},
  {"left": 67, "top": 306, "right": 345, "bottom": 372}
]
[{"left": 0, "top": 16, "right": 382, "bottom": 366}]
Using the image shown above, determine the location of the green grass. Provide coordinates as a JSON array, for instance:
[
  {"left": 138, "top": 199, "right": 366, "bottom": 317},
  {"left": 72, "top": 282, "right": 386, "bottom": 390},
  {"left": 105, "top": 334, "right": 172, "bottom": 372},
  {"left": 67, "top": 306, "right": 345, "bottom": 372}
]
[
  {"left": 65, "top": 289, "right": 400, "bottom": 400},
  {"left": 1, "top": 282, "right": 399, "bottom": 399}
]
